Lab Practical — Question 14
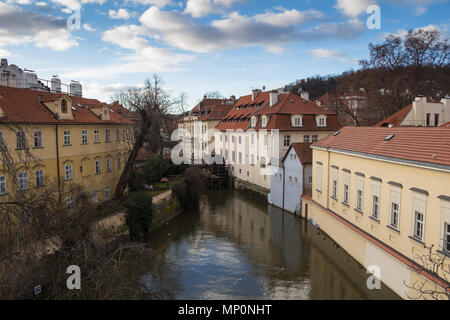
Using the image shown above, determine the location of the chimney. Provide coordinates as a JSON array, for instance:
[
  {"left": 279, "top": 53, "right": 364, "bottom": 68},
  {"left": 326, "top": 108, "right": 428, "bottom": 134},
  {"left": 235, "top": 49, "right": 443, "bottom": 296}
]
[
  {"left": 412, "top": 95, "right": 427, "bottom": 122},
  {"left": 252, "top": 89, "right": 261, "bottom": 101},
  {"left": 269, "top": 90, "right": 278, "bottom": 107},
  {"left": 300, "top": 91, "right": 309, "bottom": 101},
  {"left": 0, "top": 59, "right": 7, "bottom": 67}
]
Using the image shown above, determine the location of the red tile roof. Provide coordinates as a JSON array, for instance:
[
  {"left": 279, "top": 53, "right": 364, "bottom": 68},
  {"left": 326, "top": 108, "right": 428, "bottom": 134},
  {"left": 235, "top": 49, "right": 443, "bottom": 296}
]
[
  {"left": 283, "top": 142, "right": 312, "bottom": 165},
  {"left": 312, "top": 126, "right": 450, "bottom": 168},
  {"left": 216, "top": 91, "right": 340, "bottom": 132},
  {"left": 0, "top": 86, "right": 133, "bottom": 125},
  {"left": 375, "top": 104, "right": 412, "bottom": 127},
  {"left": 440, "top": 121, "right": 450, "bottom": 128}
]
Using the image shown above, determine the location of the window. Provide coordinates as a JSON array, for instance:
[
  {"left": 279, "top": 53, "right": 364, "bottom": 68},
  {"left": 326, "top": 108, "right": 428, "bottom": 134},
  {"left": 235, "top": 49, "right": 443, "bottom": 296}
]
[
  {"left": 264, "top": 135, "right": 268, "bottom": 147},
  {"left": 16, "top": 131, "right": 26, "bottom": 150},
  {"left": 232, "top": 151, "right": 235, "bottom": 163},
  {"left": 284, "top": 135, "right": 290, "bottom": 147},
  {"left": 260, "top": 157, "right": 266, "bottom": 168},
  {"left": 238, "top": 152, "right": 242, "bottom": 164},
  {"left": 0, "top": 175, "right": 6, "bottom": 194},
  {"left": 61, "top": 100, "right": 67, "bottom": 113},
  {"left": 95, "top": 160, "right": 101, "bottom": 175},
  {"left": 35, "top": 169, "right": 44, "bottom": 187},
  {"left": 251, "top": 117, "right": 256, "bottom": 127},
  {"left": 0, "top": 131, "right": 4, "bottom": 149},
  {"left": 294, "top": 177, "right": 298, "bottom": 185},
  {"left": 293, "top": 116, "right": 302, "bottom": 127},
  {"left": 445, "top": 223, "right": 450, "bottom": 253},
  {"left": 116, "top": 128, "right": 120, "bottom": 142},
  {"left": 94, "top": 130, "right": 100, "bottom": 143},
  {"left": 67, "top": 196, "right": 74, "bottom": 212},
  {"left": 343, "top": 173, "right": 350, "bottom": 204},
  {"left": 413, "top": 211, "right": 425, "bottom": 241},
  {"left": 105, "top": 185, "right": 110, "bottom": 199},
  {"left": 34, "top": 131, "right": 42, "bottom": 148},
  {"left": 65, "top": 164, "right": 73, "bottom": 180},
  {"left": 105, "top": 129, "right": 111, "bottom": 142},
  {"left": 435, "top": 113, "right": 440, "bottom": 127},
  {"left": 356, "top": 177, "right": 364, "bottom": 211},
  {"left": 332, "top": 169, "right": 338, "bottom": 199},
  {"left": 426, "top": 113, "right": 431, "bottom": 126},
  {"left": 106, "top": 159, "right": 112, "bottom": 172},
  {"left": 117, "top": 157, "right": 121, "bottom": 170},
  {"left": 251, "top": 134, "right": 255, "bottom": 145},
  {"left": 312, "top": 135, "right": 318, "bottom": 143},
  {"left": 92, "top": 190, "right": 98, "bottom": 203},
  {"left": 371, "top": 183, "right": 380, "bottom": 219},
  {"left": 63, "top": 130, "right": 71, "bottom": 145},
  {"left": 372, "top": 195, "right": 379, "bottom": 219},
  {"left": 289, "top": 176, "right": 292, "bottom": 184},
  {"left": 303, "top": 135, "right": 310, "bottom": 143},
  {"left": 316, "top": 164, "right": 322, "bottom": 192},
  {"left": 319, "top": 117, "right": 326, "bottom": 126},
  {"left": 18, "top": 172, "right": 28, "bottom": 190},
  {"left": 251, "top": 154, "right": 255, "bottom": 165},
  {"left": 262, "top": 116, "right": 267, "bottom": 127},
  {"left": 238, "top": 136, "right": 241, "bottom": 144},
  {"left": 81, "top": 130, "right": 88, "bottom": 144}
]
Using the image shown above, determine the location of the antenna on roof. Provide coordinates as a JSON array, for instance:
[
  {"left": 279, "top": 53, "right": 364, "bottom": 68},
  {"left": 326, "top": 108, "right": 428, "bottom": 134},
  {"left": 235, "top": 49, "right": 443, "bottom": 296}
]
[{"left": 384, "top": 134, "right": 395, "bottom": 141}]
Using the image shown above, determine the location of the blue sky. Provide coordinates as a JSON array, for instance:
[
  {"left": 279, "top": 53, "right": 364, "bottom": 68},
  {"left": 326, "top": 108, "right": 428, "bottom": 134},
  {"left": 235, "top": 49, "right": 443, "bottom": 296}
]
[{"left": 0, "top": 0, "right": 448, "bottom": 109}]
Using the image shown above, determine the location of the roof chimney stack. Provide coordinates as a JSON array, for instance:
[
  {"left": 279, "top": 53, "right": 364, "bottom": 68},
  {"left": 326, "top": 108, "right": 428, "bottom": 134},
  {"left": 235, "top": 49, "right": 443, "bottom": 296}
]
[
  {"left": 0, "top": 59, "right": 7, "bottom": 67},
  {"left": 269, "top": 90, "right": 278, "bottom": 107},
  {"left": 252, "top": 89, "right": 261, "bottom": 101}
]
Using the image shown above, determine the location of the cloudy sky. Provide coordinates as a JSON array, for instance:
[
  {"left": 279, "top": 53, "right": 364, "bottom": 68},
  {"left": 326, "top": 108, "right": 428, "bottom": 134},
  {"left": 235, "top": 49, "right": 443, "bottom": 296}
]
[{"left": 0, "top": 0, "right": 448, "bottom": 108}]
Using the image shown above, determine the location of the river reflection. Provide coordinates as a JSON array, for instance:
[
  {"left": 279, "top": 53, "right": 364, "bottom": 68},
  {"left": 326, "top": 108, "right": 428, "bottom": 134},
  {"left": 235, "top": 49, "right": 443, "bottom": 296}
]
[{"left": 146, "top": 189, "right": 400, "bottom": 300}]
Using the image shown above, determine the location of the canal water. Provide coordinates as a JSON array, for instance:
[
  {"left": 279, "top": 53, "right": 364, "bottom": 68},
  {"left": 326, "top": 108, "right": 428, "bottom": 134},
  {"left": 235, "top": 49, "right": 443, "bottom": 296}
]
[{"left": 146, "top": 189, "right": 400, "bottom": 300}]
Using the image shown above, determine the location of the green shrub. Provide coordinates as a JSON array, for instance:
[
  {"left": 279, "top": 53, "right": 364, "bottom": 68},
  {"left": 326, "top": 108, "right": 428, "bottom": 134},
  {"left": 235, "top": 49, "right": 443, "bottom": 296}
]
[
  {"left": 124, "top": 191, "right": 153, "bottom": 241},
  {"left": 143, "top": 156, "right": 168, "bottom": 183}
]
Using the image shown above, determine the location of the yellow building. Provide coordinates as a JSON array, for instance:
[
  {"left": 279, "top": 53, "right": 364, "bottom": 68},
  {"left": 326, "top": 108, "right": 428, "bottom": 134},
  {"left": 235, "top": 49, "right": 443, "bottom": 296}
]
[
  {"left": 0, "top": 86, "right": 133, "bottom": 210},
  {"left": 302, "top": 126, "right": 450, "bottom": 299}
]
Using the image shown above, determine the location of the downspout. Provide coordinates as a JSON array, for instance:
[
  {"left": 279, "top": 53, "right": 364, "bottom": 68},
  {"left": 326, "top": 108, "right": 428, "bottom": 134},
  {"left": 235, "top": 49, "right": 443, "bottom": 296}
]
[
  {"left": 282, "top": 162, "right": 285, "bottom": 212},
  {"left": 55, "top": 124, "right": 61, "bottom": 199},
  {"left": 326, "top": 147, "right": 331, "bottom": 210}
]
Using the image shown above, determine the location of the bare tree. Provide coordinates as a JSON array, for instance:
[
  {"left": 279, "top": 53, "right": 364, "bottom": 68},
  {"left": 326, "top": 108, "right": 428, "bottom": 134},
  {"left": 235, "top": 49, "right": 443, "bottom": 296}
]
[
  {"left": 112, "top": 75, "right": 179, "bottom": 201},
  {"left": 405, "top": 245, "right": 450, "bottom": 300}
]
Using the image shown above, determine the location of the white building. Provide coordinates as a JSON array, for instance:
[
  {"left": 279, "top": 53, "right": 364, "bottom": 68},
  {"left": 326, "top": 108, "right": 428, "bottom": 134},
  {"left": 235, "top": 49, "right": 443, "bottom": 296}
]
[
  {"left": 269, "top": 143, "right": 312, "bottom": 214},
  {"left": 376, "top": 96, "right": 450, "bottom": 127}
]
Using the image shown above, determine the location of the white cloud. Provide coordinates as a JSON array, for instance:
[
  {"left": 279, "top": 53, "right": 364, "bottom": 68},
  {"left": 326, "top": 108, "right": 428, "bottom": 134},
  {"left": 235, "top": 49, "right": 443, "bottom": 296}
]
[
  {"left": 125, "top": 0, "right": 174, "bottom": 6},
  {"left": 82, "top": 23, "right": 96, "bottom": 31},
  {"left": 335, "top": 0, "right": 377, "bottom": 17},
  {"left": 50, "top": 0, "right": 107, "bottom": 11},
  {"left": 0, "top": 48, "right": 12, "bottom": 57},
  {"left": 109, "top": 8, "right": 131, "bottom": 20},
  {"left": 311, "top": 48, "right": 348, "bottom": 62},
  {"left": 35, "top": 1, "right": 47, "bottom": 6},
  {"left": 0, "top": 2, "right": 79, "bottom": 51},
  {"left": 138, "top": 6, "right": 351, "bottom": 54},
  {"left": 184, "top": 0, "right": 245, "bottom": 18}
]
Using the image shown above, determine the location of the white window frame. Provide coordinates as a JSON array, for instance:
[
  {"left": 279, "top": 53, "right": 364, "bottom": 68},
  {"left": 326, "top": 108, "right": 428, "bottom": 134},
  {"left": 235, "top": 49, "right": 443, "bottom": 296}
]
[
  {"left": 0, "top": 175, "right": 6, "bottom": 194},
  {"left": 261, "top": 116, "right": 267, "bottom": 127},
  {"left": 303, "top": 135, "right": 310, "bottom": 143},
  {"left": 63, "top": 130, "right": 71, "bottom": 145},
  {"left": 34, "top": 131, "right": 42, "bottom": 148},
  {"left": 16, "top": 131, "right": 26, "bottom": 150},
  {"left": 411, "top": 193, "right": 426, "bottom": 242},
  {"left": 441, "top": 200, "right": 450, "bottom": 253},
  {"left": 371, "top": 182, "right": 381, "bottom": 220},
  {"left": 105, "top": 185, "right": 110, "bottom": 199},
  {"left": 105, "top": 129, "right": 111, "bottom": 142},
  {"left": 343, "top": 172, "right": 350, "bottom": 204},
  {"left": 95, "top": 160, "right": 101, "bottom": 175},
  {"left": 356, "top": 176, "right": 364, "bottom": 211},
  {"left": 18, "top": 172, "right": 28, "bottom": 190},
  {"left": 35, "top": 169, "right": 44, "bottom": 187},
  {"left": 65, "top": 164, "right": 73, "bottom": 180},
  {"left": 331, "top": 169, "right": 338, "bottom": 199},
  {"left": 283, "top": 135, "right": 290, "bottom": 147},
  {"left": 94, "top": 129, "right": 100, "bottom": 143},
  {"left": 81, "top": 130, "right": 88, "bottom": 144},
  {"left": 316, "top": 163, "right": 322, "bottom": 192},
  {"left": 106, "top": 158, "right": 112, "bottom": 172},
  {"left": 389, "top": 188, "right": 401, "bottom": 229}
]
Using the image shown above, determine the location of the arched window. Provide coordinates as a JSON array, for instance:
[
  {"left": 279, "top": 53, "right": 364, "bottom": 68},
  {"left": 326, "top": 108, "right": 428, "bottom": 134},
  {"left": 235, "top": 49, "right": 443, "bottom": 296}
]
[
  {"left": 61, "top": 100, "right": 67, "bottom": 113},
  {"left": 251, "top": 117, "right": 256, "bottom": 127},
  {"left": 261, "top": 116, "right": 267, "bottom": 127}
]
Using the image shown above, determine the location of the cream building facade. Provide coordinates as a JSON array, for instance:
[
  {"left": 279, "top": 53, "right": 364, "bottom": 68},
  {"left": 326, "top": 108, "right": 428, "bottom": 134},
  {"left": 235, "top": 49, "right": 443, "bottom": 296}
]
[{"left": 302, "top": 126, "right": 450, "bottom": 299}]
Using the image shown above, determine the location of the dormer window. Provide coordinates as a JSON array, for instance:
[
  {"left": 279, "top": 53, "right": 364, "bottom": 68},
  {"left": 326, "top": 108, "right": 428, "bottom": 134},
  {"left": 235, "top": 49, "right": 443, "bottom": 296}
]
[
  {"left": 261, "top": 116, "right": 267, "bottom": 127},
  {"left": 317, "top": 115, "right": 327, "bottom": 127},
  {"left": 61, "top": 100, "right": 67, "bottom": 113},
  {"left": 251, "top": 116, "right": 256, "bottom": 127},
  {"left": 292, "top": 115, "right": 303, "bottom": 127}
]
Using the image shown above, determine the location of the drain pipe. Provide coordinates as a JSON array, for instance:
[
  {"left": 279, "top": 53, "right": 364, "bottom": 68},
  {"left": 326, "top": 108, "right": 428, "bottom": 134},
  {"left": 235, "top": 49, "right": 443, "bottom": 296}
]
[{"left": 282, "top": 162, "right": 285, "bottom": 212}]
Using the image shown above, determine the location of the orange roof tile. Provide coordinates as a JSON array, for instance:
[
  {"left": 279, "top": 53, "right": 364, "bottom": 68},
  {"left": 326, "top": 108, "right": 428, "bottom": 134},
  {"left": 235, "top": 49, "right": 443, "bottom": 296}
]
[
  {"left": 312, "top": 126, "right": 450, "bottom": 169},
  {"left": 282, "top": 143, "right": 312, "bottom": 165},
  {"left": 375, "top": 104, "right": 412, "bottom": 127},
  {"left": 0, "top": 86, "right": 133, "bottom": 125}
]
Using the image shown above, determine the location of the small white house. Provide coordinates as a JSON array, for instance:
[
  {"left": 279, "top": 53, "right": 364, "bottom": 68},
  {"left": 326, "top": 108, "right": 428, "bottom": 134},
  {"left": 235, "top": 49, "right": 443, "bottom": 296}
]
[{"left": 269, "top": 143, "right": 312, "bottom": 214}]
